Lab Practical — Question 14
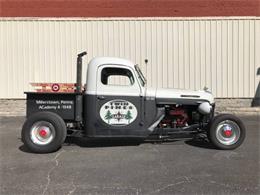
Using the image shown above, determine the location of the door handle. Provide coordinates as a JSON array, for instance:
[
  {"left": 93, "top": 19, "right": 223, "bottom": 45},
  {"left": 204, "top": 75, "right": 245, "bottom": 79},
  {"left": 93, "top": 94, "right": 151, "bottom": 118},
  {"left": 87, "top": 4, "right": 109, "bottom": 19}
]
[{"left": 97, "top": 96, "right": 105, "bottom": 100}]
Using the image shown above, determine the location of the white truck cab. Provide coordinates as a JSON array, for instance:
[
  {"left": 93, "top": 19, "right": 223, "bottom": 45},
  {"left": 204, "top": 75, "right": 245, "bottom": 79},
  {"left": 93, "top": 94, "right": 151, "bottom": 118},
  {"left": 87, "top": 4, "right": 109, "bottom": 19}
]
[{"left": 86, "top": 56, "right": 214, "bottom": 104}]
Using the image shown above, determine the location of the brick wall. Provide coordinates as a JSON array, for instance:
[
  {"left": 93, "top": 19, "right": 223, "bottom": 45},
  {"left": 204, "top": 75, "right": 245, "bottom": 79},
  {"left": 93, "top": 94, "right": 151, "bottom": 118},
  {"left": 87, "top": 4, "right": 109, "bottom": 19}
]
[{"left": 0, "top": 99, "right": 26, "bottom": 116}]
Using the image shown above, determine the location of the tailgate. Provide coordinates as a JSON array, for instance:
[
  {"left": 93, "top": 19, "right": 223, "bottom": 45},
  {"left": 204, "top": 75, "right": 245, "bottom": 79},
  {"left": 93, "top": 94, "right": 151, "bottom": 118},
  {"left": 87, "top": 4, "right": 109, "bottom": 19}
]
[{"left": 25, "top": 92, "right": 82, "bottom": 121}]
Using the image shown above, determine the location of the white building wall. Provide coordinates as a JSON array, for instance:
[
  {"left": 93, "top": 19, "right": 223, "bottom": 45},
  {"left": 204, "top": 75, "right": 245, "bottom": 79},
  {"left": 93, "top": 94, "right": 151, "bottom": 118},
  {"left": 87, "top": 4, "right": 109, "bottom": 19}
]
[{"left": 0, "top": 17, "right": 259, "bottom": 99}]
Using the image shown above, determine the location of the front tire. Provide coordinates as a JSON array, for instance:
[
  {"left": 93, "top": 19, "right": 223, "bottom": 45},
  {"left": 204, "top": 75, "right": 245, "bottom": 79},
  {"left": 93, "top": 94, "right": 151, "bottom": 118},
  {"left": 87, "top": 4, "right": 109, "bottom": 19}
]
[
  {"left": 208, "top": 114, "right": 246, "bottom": 150},
  {"left": 22, "top": 112, "right": 67, "bottom": 153}
]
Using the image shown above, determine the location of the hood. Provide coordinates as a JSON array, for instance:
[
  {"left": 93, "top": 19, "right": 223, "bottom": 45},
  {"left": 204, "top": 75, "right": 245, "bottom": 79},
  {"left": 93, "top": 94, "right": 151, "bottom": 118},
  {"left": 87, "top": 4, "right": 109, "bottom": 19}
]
[{"left": 146, "top": 87, "right": 215, "bottom": 104}]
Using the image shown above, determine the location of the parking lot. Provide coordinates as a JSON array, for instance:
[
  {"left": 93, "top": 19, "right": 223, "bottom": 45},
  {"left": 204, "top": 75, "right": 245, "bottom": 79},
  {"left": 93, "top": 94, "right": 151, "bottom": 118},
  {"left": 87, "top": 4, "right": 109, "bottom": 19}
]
[{"left": 0, "top": 115, "right": 259, "bottom": 194}]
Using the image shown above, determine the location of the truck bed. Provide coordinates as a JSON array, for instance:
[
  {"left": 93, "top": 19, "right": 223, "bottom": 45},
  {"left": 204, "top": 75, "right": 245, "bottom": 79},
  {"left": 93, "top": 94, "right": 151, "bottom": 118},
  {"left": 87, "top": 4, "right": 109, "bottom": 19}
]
[{"left": 25, "top": 92, "right": 83, "bottom": 121}]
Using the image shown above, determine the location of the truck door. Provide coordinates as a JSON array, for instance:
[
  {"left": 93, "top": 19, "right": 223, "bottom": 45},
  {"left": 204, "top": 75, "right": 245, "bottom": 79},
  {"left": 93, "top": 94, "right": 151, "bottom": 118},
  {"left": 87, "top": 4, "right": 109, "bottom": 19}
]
[{"left": 95, "top": 65, "right": 145, "bottom": 137}]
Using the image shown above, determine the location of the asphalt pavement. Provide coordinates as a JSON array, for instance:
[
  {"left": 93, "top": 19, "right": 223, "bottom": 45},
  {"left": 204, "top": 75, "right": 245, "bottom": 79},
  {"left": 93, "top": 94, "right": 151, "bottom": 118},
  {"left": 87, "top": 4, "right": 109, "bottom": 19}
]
[{"left": 0, "top": 115, "right": 259, "bottom": 195}]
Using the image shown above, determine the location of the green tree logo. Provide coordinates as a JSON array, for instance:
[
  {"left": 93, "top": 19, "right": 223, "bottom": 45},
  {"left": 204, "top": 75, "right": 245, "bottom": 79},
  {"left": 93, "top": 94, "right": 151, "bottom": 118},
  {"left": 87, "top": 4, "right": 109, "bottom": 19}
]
[
  {"left": 125, "top": 110, "right": 133, "bottom": 124},
  {"left": 105, "top": 110, "right": 113, "bottom": 124}
]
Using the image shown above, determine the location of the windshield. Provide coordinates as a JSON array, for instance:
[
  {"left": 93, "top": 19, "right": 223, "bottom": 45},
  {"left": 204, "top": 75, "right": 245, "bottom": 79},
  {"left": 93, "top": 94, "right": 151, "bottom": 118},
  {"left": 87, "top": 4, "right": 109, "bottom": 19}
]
[{"left": 134, "top": 65, "right": 146, "bottom": 87}]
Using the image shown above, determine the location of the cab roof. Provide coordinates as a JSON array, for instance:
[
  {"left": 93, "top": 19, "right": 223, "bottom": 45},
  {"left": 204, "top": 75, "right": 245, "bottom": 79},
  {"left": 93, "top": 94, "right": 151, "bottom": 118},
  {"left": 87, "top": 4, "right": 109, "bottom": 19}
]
[{"left": 88, "top": 57, "right": 136, "bottom": 69}]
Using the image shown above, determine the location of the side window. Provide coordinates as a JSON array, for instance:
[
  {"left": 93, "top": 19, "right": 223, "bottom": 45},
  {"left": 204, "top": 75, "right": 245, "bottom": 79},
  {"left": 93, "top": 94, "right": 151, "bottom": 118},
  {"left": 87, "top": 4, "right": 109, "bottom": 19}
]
[{"left": 101, "top": 67, "right": 134, "bottom": 86}]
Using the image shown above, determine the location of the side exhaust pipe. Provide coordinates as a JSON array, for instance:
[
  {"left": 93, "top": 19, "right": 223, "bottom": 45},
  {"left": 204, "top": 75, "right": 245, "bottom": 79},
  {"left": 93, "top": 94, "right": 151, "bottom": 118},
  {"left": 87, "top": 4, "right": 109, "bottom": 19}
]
[{"left": 76, "top": 51, "right": 87, "bottom": 93}]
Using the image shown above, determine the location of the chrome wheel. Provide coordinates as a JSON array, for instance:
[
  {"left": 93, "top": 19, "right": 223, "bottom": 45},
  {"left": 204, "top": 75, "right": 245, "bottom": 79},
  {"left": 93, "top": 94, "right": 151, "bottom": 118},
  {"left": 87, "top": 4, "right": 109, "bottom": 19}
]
[
  {"left": 215, "top": 120, "right": 240, "bottom": 146},
  {"left": 30, "top": 121, "right": 55, "bottom": 145}
]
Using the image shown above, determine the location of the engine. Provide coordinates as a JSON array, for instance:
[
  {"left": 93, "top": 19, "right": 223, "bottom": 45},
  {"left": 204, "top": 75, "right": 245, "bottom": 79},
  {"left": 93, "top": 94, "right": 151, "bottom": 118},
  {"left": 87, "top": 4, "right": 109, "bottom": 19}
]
[{"left": 158, "top": 105, "right": 201, "bottom": 128}]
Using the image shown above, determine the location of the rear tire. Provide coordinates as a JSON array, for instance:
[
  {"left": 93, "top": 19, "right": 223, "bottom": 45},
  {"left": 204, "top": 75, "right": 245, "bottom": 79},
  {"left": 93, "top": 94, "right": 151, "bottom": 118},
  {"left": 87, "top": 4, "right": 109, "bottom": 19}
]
[
  {"left": 208, "top": 114, "right": 246, "bottom": 150},
  {"left": 22, "top": 112, "right": 67, "bottom": 153}
]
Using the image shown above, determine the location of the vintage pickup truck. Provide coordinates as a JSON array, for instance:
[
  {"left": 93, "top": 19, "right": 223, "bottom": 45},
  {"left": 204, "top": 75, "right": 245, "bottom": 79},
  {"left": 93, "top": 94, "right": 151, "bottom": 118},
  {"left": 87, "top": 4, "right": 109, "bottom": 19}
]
[{"left": 22, "top": 52, "right": 245, "bottom": 153}]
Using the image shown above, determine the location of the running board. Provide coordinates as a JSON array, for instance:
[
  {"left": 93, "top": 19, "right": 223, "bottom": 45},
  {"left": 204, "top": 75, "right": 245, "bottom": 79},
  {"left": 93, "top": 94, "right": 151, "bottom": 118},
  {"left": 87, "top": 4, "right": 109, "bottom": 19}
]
[{"left": 67, "top": 128, "right": 84, "bottom": 137}]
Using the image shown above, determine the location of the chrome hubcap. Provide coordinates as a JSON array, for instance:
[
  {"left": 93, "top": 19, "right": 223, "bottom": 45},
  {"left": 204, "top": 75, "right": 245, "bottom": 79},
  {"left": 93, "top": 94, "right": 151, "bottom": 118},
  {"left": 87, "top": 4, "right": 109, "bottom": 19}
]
[
  {"left": 30, "top": 121, "right": 55, "bottom": 145},
  {"left": 216, "top": 120, "right": 240, "bottom": 145}
]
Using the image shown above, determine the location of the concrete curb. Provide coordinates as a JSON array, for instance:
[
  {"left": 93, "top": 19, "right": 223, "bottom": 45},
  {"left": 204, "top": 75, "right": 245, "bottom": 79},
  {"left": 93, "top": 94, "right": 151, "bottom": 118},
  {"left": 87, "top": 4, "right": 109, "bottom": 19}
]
[
  {"left": 0, "top": 108, "right": 259, "bottom": 117},
  {"left": 216, "top": 111, "right": 260, "bottom": 116},
  {"left": 1, "top": 99, "right": 259, "bottom": 117},
  {"left": 0, "top": 112, "right": 26, "bottom": 117},
  {"left": 216, "top": 107, "right": 260, "bottom": 116}
]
